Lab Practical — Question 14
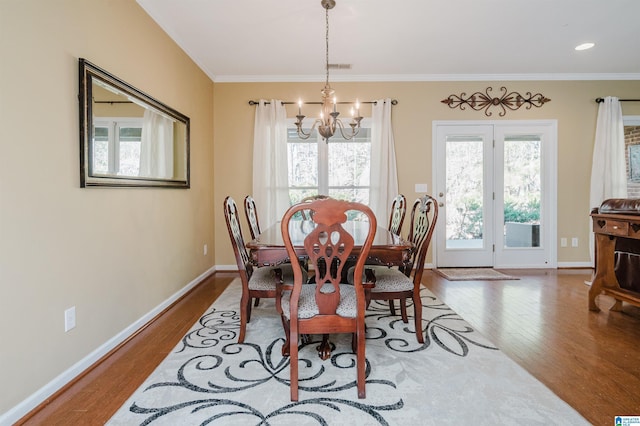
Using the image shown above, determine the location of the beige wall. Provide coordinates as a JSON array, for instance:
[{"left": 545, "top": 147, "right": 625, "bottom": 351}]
[
  {"left": 0, "top": 0, "right": 214, "bottom": 414},
  {"left": 214, "top": 81, "right": 640, "bottom": 267},
  {"left": 3, "top": 0, "right": 640, "bottom": 419}
]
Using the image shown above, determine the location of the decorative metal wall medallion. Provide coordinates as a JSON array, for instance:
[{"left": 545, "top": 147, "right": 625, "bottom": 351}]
[{"left": 441, "top": 87, "right": 551, "bottom": 116}]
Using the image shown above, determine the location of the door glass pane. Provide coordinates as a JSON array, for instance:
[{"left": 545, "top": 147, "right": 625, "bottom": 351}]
[
  {"left": 445, "top": 136, "right": 484, "bottom": 249},
  {"left": 503, "top": 135, "right": 541, "bottom": 248}
]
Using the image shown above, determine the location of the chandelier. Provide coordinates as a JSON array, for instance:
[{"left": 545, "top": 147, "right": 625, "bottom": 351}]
[{"left": 295, "top": 0, "right": 363, "bottom": 142}]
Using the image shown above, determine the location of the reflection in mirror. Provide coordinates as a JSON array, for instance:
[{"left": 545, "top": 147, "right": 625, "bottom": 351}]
[{"left": 79, "top": 58, "right": 190, "bottom": 188}]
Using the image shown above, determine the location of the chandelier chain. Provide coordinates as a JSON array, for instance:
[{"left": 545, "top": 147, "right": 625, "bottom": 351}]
[{"left": 325, "top": 4, "right": 330, "bottom": 87}]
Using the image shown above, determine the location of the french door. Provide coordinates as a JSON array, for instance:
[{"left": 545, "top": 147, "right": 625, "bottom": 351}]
[{"left": 433, "top": 121, "right": 557, "bottom": 268}]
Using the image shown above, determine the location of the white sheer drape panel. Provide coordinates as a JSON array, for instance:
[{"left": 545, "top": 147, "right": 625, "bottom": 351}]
[
  {"left": 370, "top": 98, "right": 399, "bottom": 224},
  {"left": 253, "top": 100, "right": 290, "bottom": 227},
  {"left": 139, "top": 109, "right": 174, "bottom": 178},
  {"left": 588, "top": 96, "right": 627, "bottom": 265}
]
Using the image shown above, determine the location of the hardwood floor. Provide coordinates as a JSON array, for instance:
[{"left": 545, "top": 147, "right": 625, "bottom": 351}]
[{"left": 16, "top": 269, "right": 640, "bottom": 425}]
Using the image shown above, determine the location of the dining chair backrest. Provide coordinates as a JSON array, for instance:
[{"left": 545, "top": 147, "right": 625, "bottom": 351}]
[
  {"left": 282, "top": 197, "right": 377, "bottom": 315},
  {"left": 244, "top": 195, "right": 261, "bottom": 240},
  {"left": 224, "top": 196, "right": 253, "bottom": 278},
  {"left": 388, "top": 194, "right": 407, "bottom": 236},
  {"left": 299, "top": 194, "right": 330, "bottom": 220},
  {"left": 404, "top": 195, "right": 438, "bottom": 284}
]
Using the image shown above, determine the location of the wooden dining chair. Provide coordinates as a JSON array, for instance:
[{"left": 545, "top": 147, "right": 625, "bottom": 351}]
[
  {"left": 224, "top": 196, "right": 292, "bottom": 343},
  {"left": 278, "top": 197, "right": 377, "bottom": 401},
  {"left": 388, "top": 194, "right": 407, "bottom": 236},
  {"left": 367, "top": 195, "right": 438, "bottom": 343},
  {"left": 243, "top": 195, "right": 261, "bottom": 240},
  {"left": 299, "top": 194, "right": 330, "bottom": 220}
]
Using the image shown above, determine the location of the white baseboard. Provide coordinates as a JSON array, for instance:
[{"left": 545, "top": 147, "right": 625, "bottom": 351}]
[
  {"left": 557, "top": 261, "right": 593, "bottom": 268},
  {"left": 216, "top": 264, "right": 240, "bottom": 271},
  {"left": 0, "top": 266, "right": 217, "bottom": 426}
]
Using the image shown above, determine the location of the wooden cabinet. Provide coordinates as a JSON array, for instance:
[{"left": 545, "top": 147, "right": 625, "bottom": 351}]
[{"left": 590, "top": 212, "right": 640, "bottom": 311}]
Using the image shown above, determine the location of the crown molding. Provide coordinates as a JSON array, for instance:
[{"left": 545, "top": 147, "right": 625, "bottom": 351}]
[{"left": 212, "top": 73, "right": 640, "bottom": 83}]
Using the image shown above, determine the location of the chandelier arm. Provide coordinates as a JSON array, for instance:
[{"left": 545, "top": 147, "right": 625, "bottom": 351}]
[
  {"left": 335, "top": 118, "right": 360, "bottom": 141},
  {"left": 295, "top": 118, "right": 323, "bottom": 140}
]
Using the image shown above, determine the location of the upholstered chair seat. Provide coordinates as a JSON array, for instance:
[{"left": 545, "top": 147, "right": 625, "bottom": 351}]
[{"left": 280, "top": 283, "right": 357, "bottom": 319}]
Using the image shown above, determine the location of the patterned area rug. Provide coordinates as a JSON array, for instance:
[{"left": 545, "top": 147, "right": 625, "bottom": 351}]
[
  {"left": 107, "top": 279, "right": 585, "bottom": 425},
  {"left": 434, "top": 268, "right": 520, "bottom": 281}
]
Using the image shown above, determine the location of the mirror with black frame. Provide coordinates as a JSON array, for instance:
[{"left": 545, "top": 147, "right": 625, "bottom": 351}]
[{"left": 79, "top": 58, "right": 190, "bottom": 188}]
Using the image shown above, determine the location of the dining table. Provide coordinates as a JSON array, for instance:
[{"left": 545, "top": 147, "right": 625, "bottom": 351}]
[{"left": 246, "top": 219, "right": 414, "bottom": 273}]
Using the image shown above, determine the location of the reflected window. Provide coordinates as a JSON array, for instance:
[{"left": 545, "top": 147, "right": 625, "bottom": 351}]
[{"left": 92, "top": 119, "right": 142, "bottom": 176}]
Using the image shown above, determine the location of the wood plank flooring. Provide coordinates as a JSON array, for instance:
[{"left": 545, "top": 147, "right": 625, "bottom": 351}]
[{"left": 16, "top": 269, "right": 640, "bottom": 425}]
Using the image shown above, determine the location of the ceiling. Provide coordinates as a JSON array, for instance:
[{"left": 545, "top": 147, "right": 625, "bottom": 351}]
[{"left": 136, "top": 0, "right": 640, "bottom": 83}]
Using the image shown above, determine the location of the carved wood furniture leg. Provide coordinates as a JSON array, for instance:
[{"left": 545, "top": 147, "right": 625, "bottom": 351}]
[
  {"left": 316, "top": 334, "right": 332, "bottom": 360},
  {"left": 610, "top": 299, "right": 624, "bottom": 312},
  {"left": 589, "top": 234, "right": 616, "bottom": 312}
]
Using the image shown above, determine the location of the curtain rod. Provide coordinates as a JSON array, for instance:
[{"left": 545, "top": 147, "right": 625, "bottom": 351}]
[
  {"left": 248, "top": 99, "right": 398, "bottom": 106},
  {"left": 595, "top": 98, "right": 640, "bottom": 103}
]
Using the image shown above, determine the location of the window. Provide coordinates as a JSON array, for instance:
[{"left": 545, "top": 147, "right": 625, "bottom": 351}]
[
  {"left": 287, "top": 118, "right": 372, "bottom": 205},
  {"left": 92, "top": 118, "right": 143, "bottom": 176},
  {"left": 624, "top": 116, "right": 640, "bottom": 196}
]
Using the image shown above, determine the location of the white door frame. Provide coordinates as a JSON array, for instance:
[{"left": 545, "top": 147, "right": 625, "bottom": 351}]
[{"left": 432, "top": 120, "right": 558, "bottom": 269}]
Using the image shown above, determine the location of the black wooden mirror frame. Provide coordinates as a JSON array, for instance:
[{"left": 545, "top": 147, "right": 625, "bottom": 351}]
[{"left": 78, "top": 58, "right": 190, "bottom": 188}]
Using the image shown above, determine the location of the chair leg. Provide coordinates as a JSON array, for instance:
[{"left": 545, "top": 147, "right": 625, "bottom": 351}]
[
  {"left": 238, "top": 293, "right": 249, "bottom": 344},
  {"left": 254, "top": 297, "right": 260, "bottom": 307},
  {"left": 413, "top": 292, "right": 424, "bottom": 344},
  {"left": 400, "top": 298, "right": 408, "bottom": 323},
  {"left": 290, "top": 328, "right": 299, "bottom": 401},
  {"left": 388, "top": 299, "right": 396, "bottom": 316},
  {"left": 281, "top": 317, "right": 291, "bottom": 357},
  {"left": 356, "top": 328, "right": 366, "bottom": 399},
  {"left": 246, "top": 297, "right": 253, "bottom": 323}
]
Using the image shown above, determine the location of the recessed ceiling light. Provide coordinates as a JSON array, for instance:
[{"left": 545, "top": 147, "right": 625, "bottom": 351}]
[{"left": 575, "top": 42, "right": 595, "bottom": 51}]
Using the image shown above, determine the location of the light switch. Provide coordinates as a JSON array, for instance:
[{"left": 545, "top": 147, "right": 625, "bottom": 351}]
[{"left": 415, "top": 183, "right": 428, "bottom": 193}]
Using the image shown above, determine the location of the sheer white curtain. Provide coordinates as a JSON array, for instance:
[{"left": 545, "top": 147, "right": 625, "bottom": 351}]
[
  {"left": 588, "top": 96, "right": 627, "bottom": 264},
  {"left": 139, "top": 109, "right": 174, "bottom": 178},
  {"left": 253, "top": 100, "right": 290, "bottom": 226},
  {"left": 369, "top": 98, "right": 399, "bottom": 223}
]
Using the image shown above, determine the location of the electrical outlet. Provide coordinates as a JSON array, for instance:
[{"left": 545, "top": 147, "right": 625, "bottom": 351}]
[
  {"left": 203, "top": 244, "right": 208, "bottom": 256},
  {"left": 571, "top": 237, "right": 578, "bottom": 247},
  {"left": 64, "top": 306, "right": 76, "bottom": 332},
  {"left": 560, "top": 238, "right": 567, "bottom": 247}
]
